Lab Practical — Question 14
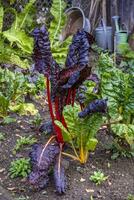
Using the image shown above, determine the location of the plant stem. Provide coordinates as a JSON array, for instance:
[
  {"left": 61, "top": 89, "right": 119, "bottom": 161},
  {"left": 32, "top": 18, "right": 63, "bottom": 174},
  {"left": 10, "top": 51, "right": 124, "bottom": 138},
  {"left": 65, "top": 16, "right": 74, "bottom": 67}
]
[
  {"left": 46, "top": 77, "right": 55, "bottom": 122},
  {"left": 72, "top": 89, "right": 76, "bottom": 106},
  {"left": 80, "top": 132, "right": 85, "bottom": 163},
  {"left": 62, "top": 152, "right": 80, "bottom": 162},
  {"left": 38, "top": 135, "right": 56, "bottom": 166},
  {"left": 46, "top": 77, "right": 64, "bottom": 143},
  {"left": 51, "top": 0, "right": 62, "bottom": 46},
  {"left": 70, "top": 140, "right": 80, "bottom": 160},
  {"left": 102, "top": 120, "right": 122, "bottom": 127}
]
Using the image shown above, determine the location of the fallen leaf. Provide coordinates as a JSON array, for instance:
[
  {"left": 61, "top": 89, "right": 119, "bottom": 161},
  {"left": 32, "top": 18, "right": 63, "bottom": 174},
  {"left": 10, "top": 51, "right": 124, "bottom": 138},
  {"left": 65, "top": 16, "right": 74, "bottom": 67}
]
[
  {"left": 7, "top": 187, "right": 16, "bottom": 191},
  {"left": 108, "top": 181, "right": 112, "bottom": 186},
  {"left": 86, "top": 189, "right": 94, "bottom": 193},
  {"left": 80, "top": 178, "right": 86, "bottom": 182},
  {"left": 0, "top": 168, "right": 5, "bottom": 173}
]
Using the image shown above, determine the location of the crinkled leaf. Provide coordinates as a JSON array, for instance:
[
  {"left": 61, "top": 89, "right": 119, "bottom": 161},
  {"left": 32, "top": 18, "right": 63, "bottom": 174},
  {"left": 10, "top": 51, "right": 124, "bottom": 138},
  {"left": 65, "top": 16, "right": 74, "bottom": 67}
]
[
  {"left": 29, "top": 142, "right": 60, "bottom": 190},
  {"left": 9, "top": 103, "right": 38, "bottom": 116},
  {"left": 62, "top": 71, "right": 80, "bottom": 89},
  {"left": 3, "top": 29, "right": 33, "bottom": 54},
  {"left": 78, "top": 99, "right": 107, "bottom": 118},
  {"left": 10, "top": 54, "right": 30, "bottom": 69},
  {"left": 32, "top": 26, "right": 60, "bottom": 78},
  {"left": 112, "top": 124, "right": 134, "bottom": 146},
  {"left": 65, "top": 29, "right": 90, "bottom": 68}
]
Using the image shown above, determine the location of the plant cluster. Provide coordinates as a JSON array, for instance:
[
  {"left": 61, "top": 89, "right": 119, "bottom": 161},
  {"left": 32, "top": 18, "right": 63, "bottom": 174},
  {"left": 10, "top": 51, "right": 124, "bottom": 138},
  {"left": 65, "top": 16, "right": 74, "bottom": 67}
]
[
  {"left": 0, "top": 132, "right": 5, "bottom": 141},
  {"left": 89, "top": 170, "right": 108, "bottom": 185},
  {"left": 0, "top": 68, "right": 38, "bottom": 118},
  {"left": 0, "top": 1, "right": 46, "bottom": 119},
  {"left": 13, "top": 136, "right": 37, "bottom": 153},
  {"left": 97, "top": 53, "right": 134, "bottom": 157},
  {"left": 30, "top": 113, "right": 42, "bottom": 129},
  {"left": 80, "top": 52, "right": 134, "bottom": 158},
  {"left": 9, "top": 158, "right": 31, "bottom": 178}
]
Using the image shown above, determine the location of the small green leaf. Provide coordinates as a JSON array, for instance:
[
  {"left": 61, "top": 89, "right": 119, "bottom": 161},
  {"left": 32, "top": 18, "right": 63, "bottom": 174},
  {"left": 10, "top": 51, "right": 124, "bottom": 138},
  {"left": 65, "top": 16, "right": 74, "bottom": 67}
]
[
  {"left": 86, "top": 138, "right": 98, "bottom": 151},
  {"left": 3, "top": 116, "right": 16, "bottom": 124}
]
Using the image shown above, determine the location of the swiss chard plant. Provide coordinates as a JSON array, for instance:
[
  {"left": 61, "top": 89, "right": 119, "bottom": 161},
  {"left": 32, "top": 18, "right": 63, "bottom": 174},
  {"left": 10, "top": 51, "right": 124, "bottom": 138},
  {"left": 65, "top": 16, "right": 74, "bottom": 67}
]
[
  {"left": 28, "top": 20, "right": 107, "bottom": 194},
  {"left": 0, "top": 0, "right": 35, "bottom": 69},
  {"left": 98, "top": 53, "right": 134, "bottom": 155}
]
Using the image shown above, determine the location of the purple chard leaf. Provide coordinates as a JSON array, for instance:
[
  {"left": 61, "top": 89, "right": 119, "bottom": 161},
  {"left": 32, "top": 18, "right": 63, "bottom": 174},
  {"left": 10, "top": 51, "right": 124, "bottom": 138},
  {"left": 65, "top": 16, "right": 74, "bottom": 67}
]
[
  {"left": 28, "top": 139, "right": 60, "bottom": 190},
  {"left": 78, "top": 99, "right": 108, "bottom": 118}
]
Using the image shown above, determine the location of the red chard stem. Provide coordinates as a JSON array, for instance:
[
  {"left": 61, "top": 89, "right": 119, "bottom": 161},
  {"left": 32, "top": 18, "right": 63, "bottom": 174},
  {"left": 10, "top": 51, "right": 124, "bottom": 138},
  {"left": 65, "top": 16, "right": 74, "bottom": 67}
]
[{"left": 72, "top": 89, "right": 76, "bottom": 106}]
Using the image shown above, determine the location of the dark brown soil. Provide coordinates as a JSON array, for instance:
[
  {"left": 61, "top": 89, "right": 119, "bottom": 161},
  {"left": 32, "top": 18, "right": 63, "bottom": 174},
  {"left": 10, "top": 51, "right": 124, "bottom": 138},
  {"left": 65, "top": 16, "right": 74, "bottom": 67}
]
[{"left": 0, "top": 102, "right": 134, "bottom": 200}]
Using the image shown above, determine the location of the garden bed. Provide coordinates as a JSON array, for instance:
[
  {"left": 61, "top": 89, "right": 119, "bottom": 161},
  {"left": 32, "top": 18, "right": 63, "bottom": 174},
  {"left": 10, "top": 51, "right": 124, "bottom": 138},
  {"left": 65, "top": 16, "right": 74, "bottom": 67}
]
[{"left": 0, "top": 102, "right": 134, "bottom": 200}]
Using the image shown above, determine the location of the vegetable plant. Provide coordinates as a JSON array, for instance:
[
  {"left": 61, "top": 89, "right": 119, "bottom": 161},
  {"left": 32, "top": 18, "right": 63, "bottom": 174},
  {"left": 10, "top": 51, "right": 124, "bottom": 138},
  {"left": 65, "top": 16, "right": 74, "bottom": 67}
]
[
  {"left": 0, "top": 0, "right": 36, "bottom": 68},
  {"left": 30, "top": 113, "right": 42, "bottom": 129},
  {"left": 28, "top": 20, "right": 105, "bottom": 194},
  {"left": 98, "top": 53, "right": 134, "bottom": 155},
  {"left": 0, "top": 68, "right": 38, "bottom": 117},
  {"left": 9, "top": 158, "right": 31, "bottom": 178},
  {"left": 13, "top": 136, "right": 37, "bottom": 154},
  {"left": 89, "top": 170, "right": 108, "bottom": 185}
]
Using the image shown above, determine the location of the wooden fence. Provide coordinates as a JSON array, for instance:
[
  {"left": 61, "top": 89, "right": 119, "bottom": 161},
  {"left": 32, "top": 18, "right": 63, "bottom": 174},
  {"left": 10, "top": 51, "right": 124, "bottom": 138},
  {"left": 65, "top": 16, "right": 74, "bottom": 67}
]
[
  {"left": 106, "top": 0, "right": 134, "bottom": 32},
  {"left": 78, "top": 0, "right": 134, "bottom": 32}
]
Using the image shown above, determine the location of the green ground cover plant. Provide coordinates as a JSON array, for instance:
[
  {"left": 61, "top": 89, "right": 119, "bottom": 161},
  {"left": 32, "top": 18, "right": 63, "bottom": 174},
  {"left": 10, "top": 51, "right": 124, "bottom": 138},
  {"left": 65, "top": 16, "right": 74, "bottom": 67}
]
[
  {"left": 13, "top": 136, "right": 37, "bottom": 154},
  {"left": 0, "top": 68, "right": 38, "bottom": 118},
  {"left": 0, "top": 132, "right": 5, "bottom": 141},
  {"left": 9, "top": 158, "right": 31, "bottom": 178},
  {"left": 89, "top": 170, "right": 108, "bottom": 185}
]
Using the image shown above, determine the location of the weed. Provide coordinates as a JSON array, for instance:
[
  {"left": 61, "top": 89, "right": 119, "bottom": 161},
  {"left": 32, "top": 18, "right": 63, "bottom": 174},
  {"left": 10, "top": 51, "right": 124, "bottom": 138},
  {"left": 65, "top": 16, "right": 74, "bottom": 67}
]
[
  {"left": 30, "top": 113, "right": 42, "bottom": 128},
  {"left": 13, "top": 136, "right": 37, "bottom": 153},
  {"left": 127, "top": 194, "right": 134, "bottom": 200},
  {"left": 9, "top": 158, "right": 31, "bottom": 178},
  {"left": 0, "top": 132, "right": 5, "bottom": 141},
  {"left": 90, "top": 170, "right": 108, "bottom": 185}
]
